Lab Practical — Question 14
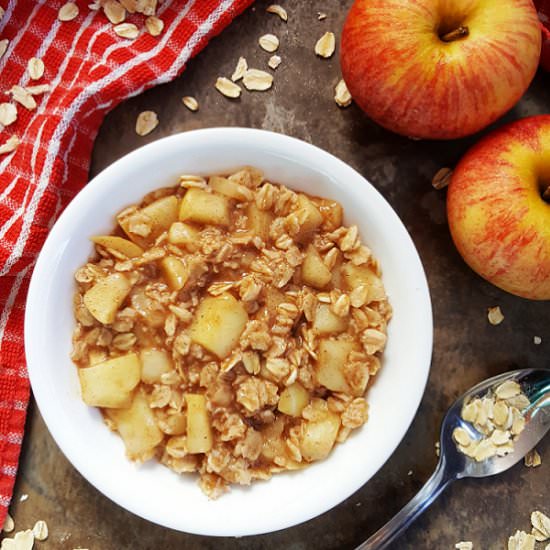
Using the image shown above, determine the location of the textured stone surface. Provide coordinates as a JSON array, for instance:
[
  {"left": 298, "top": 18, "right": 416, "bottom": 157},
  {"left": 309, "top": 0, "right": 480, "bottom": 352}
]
[{"left": 10, "top": 1, "right": 550, "bottom": 549}]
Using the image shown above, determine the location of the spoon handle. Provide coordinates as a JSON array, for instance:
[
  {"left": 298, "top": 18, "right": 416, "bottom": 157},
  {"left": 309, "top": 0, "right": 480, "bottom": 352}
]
[{"left": 355, "top": 458, "right": 455, "bottom": 550}]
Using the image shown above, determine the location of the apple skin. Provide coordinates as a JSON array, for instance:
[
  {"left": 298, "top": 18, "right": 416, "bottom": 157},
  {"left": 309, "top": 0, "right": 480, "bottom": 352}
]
[
  {"left": 542, "top": 26, "right": 550, "bottom": 71},
  {"left": 447, "top": 115, "right": 550, "bottom": 300},
  {"left": 340, "top": 0, "right": 541, "bottom": 140},
  {"left": 535, "top": 0, "right": 550, "bottom": 70}
]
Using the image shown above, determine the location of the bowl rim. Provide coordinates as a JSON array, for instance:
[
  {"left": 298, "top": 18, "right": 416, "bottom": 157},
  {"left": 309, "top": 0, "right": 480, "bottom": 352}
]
[{"left": 25, "top": 127, "right": 433, "bottom": 536}]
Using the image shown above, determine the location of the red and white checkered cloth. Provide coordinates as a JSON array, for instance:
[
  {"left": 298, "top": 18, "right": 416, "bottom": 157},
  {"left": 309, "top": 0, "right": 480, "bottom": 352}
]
[{"left": 0, "top": 0, "right": 253, "bottom": 525}]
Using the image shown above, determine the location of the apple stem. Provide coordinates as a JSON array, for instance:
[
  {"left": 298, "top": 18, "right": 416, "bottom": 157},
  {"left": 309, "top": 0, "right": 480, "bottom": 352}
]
[
  {"left": 543, "top": 186, "right": 550, "bottom": 202},
  {"left": 441, "top": 26, "right": 469, "bottom": 43}
]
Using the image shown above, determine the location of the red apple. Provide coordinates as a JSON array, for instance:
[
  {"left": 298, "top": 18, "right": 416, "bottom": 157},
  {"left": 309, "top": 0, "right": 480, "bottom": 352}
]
[
  {"left": 535, "top": 0, "right": 550, "bottom": 70},
  {"left": 447, "top": 115, "right": 550, "bottom": 300},
  {"left": 340, "top": 0, "right": 541, "bottom": 140}
]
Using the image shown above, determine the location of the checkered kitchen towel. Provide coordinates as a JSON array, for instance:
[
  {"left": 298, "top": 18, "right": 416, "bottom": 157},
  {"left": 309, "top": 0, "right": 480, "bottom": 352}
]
[{"left": 0, "top": 0, "right": 253, "bottom": 525}]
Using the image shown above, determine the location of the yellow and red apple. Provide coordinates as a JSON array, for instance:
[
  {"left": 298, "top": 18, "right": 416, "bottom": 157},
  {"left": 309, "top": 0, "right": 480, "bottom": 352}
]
[
  {"left": 340, "top": 0, "right": 541, "bottom": 140},
  {"left": 447, "top": 115, "right": 550, "bottom": 300}
]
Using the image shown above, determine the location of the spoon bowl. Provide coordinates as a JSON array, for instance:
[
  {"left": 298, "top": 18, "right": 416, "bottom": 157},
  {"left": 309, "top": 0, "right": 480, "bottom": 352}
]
[
  {"left": 442, "top": 368, "right": 550, "bottom": 480},
  {"left": 357, "top": 368, "right": 550, "bottom": 550}
]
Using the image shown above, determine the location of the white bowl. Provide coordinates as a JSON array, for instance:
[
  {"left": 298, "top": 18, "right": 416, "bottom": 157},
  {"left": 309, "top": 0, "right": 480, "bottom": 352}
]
[{"left": 25, "top": 128, "right": 432, "bottom": 537}]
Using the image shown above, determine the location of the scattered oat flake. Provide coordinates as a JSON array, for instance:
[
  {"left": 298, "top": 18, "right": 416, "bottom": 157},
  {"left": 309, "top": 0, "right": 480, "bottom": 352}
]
[
  {"left": 0, "top": 103, "right": 17, "bottom": 127},
  {"left": 473, "top": 438, "right": 497, "bottom": 461},
  {"left": 215, "top": 77, "right": 241, "bottom": 98},
  {"left": 231, "top": 57, "right": 248, "bottom": 82},
  {"left": 135, "top": 111, "right": 158, "bottom": 136},
  {"left": 28, "top": 57, "right": 45, "bottom": 80},
  {"left": 2, "top": 513, "right": 14, "bottom": 533},
  {"left": 114, "top": 22, "right": 139, "bottom": 39},
  {"left": 315, "top": 31, "right": 335, "bottom": 58},
  {"left": 455, "top": 543, "right": 473, "bottom": 550},
  {"left": 534, "top": 530, "right": 550, "bottom": 543},
  {"left": 452, "top": 427, "right": 472, "bottom": 447},
  {"left": 182, "top": 96, "right": 199, "bottom": 112},
  {"left": 531, "top": 511, "right": 550, "bottom": 541},
  {"left": 26, "top": 84, "right": 51, "bottom": 96},
  {"left": 434, "top": 441, "right": 440, "bottom": 457},
  {"left": 1, "top": 529, "right": 34, "bottom": 550},
  {"left": 145, "top": 16, "right": 164, "bottom": 36},
  {"left": 508, "top": 530, "right": 536, "bottom": 550},
  {"left": 268, "top": 55, "right": 281, "bottom": 70},
  {"left": 317, "top": 12, "right": 327, "bottom": 20},
  {"left": 534, "top": 336, "right": 542, "bottom": 345},
  {"left": 334, "top": 79, "right": 352, "bottom": 107},
  {"left": 58, "top": 2, "right": 79, "bottom": 21},
  {"left": 19, "top": 494, "right": 28, "bottom": 502},
  {"left": 10, "top": 86, "right": 37, "bottom": 110},
  {"left": 0, "top": 135, "right": 20, "bottom": 156},
  {"left": 259, "top": 33, "right": 279, "bottom": 53},
  {"left": 495, "top": 380, "right": 521, "bottom": 400},
  {"left": 266, "top": 4, "right": 287, "bottom": 21},
  {"left": 0, "top": 39, "right": 9, "bottom": 60},
  {"left": 487, "top": 306, "right": 504, "bottom": 325},
  {"left": 103, "top": 0, "right": 126, "bottom": 24},
  {"left": 32, "top": 520, "right": 48, "bottom": 541},
  {"left": 138, "top": 0, "right": 157, "bottom": 16},
  {"left": 243, "top": 69, "right": 273, "bottom": 91},
  {"left": 432, "top": 167, "right": 452, "bottom": 190},
  {"left": 524, "top": 448, "right": 541, "bottom": 467}
]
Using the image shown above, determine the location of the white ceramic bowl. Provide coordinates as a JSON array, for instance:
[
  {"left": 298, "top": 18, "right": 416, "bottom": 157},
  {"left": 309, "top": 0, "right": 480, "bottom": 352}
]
[{"left": 25, "top": 128, "right": 432, "bottom": 537}]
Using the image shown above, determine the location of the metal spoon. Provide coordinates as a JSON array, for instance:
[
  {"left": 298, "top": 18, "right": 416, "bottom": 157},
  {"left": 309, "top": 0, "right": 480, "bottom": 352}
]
[{"left": 356, "top": 368, "right": 550, "bottom": 550}]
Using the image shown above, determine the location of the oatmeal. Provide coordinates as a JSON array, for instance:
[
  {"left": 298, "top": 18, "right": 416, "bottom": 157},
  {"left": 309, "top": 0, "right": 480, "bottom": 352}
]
[
  {"left": 71, "top": 167, "right": 391, "bottom": 497},
  {"left": 452, "top": 380, "right": 529, "bottom": 462}
]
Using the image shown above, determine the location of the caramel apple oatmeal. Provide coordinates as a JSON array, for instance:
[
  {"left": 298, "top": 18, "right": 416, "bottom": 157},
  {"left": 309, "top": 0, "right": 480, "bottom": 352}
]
[{"left": 71, "top": 167, "right": 391, "bottom": 498}]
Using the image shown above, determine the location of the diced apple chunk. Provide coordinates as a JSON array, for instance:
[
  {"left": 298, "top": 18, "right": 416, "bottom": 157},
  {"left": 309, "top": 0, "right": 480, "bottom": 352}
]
[
  {"left": 189, "top": 293, "right": 248, "bottom": 359},
  {"left": 278, "top": 383, "right": 310, "bottom": 417},
  {"left": 245, "top": 202, "right": 274, "bottom": 242},
  {"left": 316, "top": 339, "right": 356, "bottom": 393},
  {"left": 106, "top": 389, "right": 163, "bottom": 460},
  {"left": 260, "top": 417, "right": 285, "bottom": 461},
  {"left": 301, "top": 245, "right": 332, "bottom": 289},
  {"left": 119, "top": 196, "right": 179, "bottom": 246},
  {"left": 300, "top": 410, "right": 341, "bottom": 461},
  {"left": 159, "top": 256, "right": 189, "bottom": 291},
  {"left": 142, "top": 195, "right": 179, "bottom": 234},
  {"left": 83, "top": 273, "right": 132, "bottom": 325},
  {"left": 91, "top": 235, "right": 143, "bottom": 258},
  {"left": 261, "top": 435, "right": 286, "bottom": 462},
  {"left": 313, "top": 303, "right": 349, "bottom": 335},
  {"left": 341, "top": 263, "right": 386, "bottom": 301},
  {"left": 88, "top": 349, "right": 107, "bottom": 366},
  {"left": 79, "top": 353, "right": 141, "bottom": 408},
  {"left": 185, "top": 394, "right": 213, "bottom": 453},
  {"left": 316, "top": 198, "right": 343, "bottom": 231},
  {"left": 179, "top": 188, "right": 230, "bottom": 226},
  {"left": 294, "top": 194, "right": 323, "bottom": 239},
  {"left": 209, "top": 175, "right": 253, "bottom": 201},
  {"left": 167, "top": 221, "right": 199, "bottom": 250},
  {"left": 140, "top": 348, "right": 173, "bottom": 384},
  {"left": 330, "top": 253, "right": 344, "bottom": 290}
]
